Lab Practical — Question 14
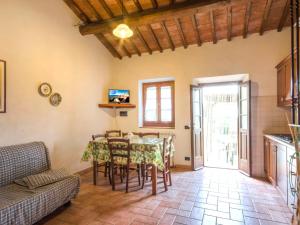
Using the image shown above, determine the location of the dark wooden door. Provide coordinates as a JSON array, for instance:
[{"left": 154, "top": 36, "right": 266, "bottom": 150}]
[
  {"left": 238, "top": 81, "right": 251, "bottom": 176},
  {"left": 190, "top": 85, "right": 204, "bottom": 170}
]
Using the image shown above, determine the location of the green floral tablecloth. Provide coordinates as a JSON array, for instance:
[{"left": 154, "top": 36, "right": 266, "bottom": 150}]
[{"left": 82, "top": 137, "right": 174, "bottom": 170}]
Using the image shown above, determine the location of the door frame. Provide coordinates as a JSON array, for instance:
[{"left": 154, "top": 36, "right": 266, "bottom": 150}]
[{"left": 191, "top": 81, "right": 240, "bottom": 170}]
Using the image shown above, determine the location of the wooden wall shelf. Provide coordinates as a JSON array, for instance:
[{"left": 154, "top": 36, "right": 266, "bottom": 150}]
[{"left": 98, "top": 103, "right": 136, "bottom": 109}]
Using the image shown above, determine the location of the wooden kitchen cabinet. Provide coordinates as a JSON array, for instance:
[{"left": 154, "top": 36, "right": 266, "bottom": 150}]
[
  {"left": 269, "top": 141, "right": 277, "bottom": 185},
  {"left": 264, "top": 135, "right": 294, "bottom": 207},
  {"left": 264, "top": 138, "right": 270, "bottom": 176},
  {"left": 276, "top": 53, "right": 296, "bottom": 107}
]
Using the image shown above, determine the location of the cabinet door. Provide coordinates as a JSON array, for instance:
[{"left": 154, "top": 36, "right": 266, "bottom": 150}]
[
  {"left": 269, "top": 142, "right": 277, "bottom": 186},
  {"left": 277, "top": 65, "right": 286, "bottom": 107},
  {"left": 264, "top": 138, "right": 270, "bottom": 176},
  {"left": 277, "top": 144, "right": 287, "bottom": 203},
  {"left": 284, "top": 60, "right": 292, "bottom": 106}
]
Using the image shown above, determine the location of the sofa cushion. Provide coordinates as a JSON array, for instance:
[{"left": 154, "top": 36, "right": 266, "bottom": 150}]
[
  {"left": 0, "top": 142, "right": 51, "bottom": 187},
  {"left": 15, "top": 168, "right": 71, "bottom": 189},
  {"left": 0, "top": 175, "right": 80, "bottom": 225}
]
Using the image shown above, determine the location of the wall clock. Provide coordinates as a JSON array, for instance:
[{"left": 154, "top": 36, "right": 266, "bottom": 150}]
[
  {"left": 38, "top": 83, "right": 52, "bottom": 97},
  {"left": 49, "top": 93, "right": 62, "bottom": 106}
]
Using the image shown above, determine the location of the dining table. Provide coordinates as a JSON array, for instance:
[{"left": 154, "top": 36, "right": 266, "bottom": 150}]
[{"left": 81, "top": 136, "right": 174, "bottom": 195}]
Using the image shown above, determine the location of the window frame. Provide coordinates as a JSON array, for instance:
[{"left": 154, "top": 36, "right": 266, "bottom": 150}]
[{"left": 142, "top": 80, "right": 175, "bottom": 128}]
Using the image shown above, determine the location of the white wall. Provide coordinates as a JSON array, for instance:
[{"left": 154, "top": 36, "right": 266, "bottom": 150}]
[
  {"left": 0, "top": 0, "right": 114, "bottom": 173},
  {"left": 111, "top": 30, "right": 291, "bottom": 177},
  {"left": 0, "top": 0, "right": 292, "bottom": 177}
]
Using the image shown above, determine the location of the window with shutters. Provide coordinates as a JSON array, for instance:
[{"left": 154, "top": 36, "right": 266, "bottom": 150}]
[{"left": 142, "top": 81, "right": 175, "bottom": 128}]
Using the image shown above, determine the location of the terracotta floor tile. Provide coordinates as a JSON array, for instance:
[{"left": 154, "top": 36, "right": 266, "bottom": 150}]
[
  {"left": 158, "top": 214, "right": 176, "bottom": 225},
  {"left": 37, "top": 168, "right": 292, "bottom": 225},
  {"left": 190, "top": 207, "right": 204, "bottom": 220},
  {"left": 133, "top": 214, "right": 159, "bottom": 225},
  {"left": 194, "top": 203, "right": 217, "bottom": 211},
  {"left": 151, "top": 206, "right": 168, "bottom": 219},
  {"left": 258, "top": 219, "right": 289, "bottom": 225},
  {"left": 217, "top": 202, "right": 229, "bottom": 213},
  {"left": 204, "top": 209, "right": 230, "bottom": 219},
  {"left": 166, "top": 208, "right": 191, "bottom": 217},
  {"left": 216, "top": 218, "right": 245, "bottom": 225},
  {"left": 202, "top": 215, "right": 217, "bottom": 225},
  {"left": 174, "top": 216, "right": 202, "bottom": 225},
  {"left": 230, "top": 208, "right": 244, "bottom": 222},
  {"left": 244, "top": 216, "right": 260, "bottom": 225},
  {"left": 243, "top": 211, "right": 272, "bottom": 220},
  {"left": 179, "top": 201, "right": 195, "bottom": 211}
]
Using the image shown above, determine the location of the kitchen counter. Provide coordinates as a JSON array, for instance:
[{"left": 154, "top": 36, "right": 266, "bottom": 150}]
[{"left": 264, "top": 134, "right": 294, "bottom": 148}]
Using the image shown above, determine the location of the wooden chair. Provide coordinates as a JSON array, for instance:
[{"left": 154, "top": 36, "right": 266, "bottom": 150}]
[
  {"left": 122, "top": 132, "right": 141, "bottom": 138},
  {"left": 108, "top": 138, "right": 141, "bottom": 192},
  {"left": 106, "top": 130, "right": 122, "bottom": 138},
  {"left": 92, "top": 134, "right": 110, "bottom": 182},
  {"left": 140, "top": 132, "right": 160, "bottom": 138},
  {"left": 142, "top": 136, "right": 173, "bottom": 191}
]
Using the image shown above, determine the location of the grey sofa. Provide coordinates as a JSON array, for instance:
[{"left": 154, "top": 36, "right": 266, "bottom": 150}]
[{"left": 0, "top": 142, "right": 80, "bottom": 225}]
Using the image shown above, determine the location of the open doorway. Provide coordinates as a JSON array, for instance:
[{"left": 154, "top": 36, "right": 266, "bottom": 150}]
[
  {"left": 191, "top": 74, "right": 251, "bottom": 175},
  {"left": 202, "top": 84, "right": 239, "bottom": 169}
]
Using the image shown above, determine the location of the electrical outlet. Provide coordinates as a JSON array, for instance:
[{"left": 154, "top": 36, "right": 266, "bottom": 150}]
[{"left": 185, "top": 157, "right": 191, "bottom": 161}]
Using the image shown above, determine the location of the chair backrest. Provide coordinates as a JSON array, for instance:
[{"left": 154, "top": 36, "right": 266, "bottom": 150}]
[
  {"left": 162, "top": 136, "right": 173, "bottom": 160},
  {"left": 92, "top": 134, "right": 106, "bottom": 141},
  {"left": 122, "top": 132, "right": 141, "bottom": 138},
  {"left": 106, "top": 130, "right": 121, "bottom": 138},
  {"left": 0, "top": 142, "right": 51, "bottom": 187},
  {"left": 108, "top": 138, "right": 131, "bottom": 164},
  {"left": 141, "top": 132, "right": 160, "bottom": 138}
]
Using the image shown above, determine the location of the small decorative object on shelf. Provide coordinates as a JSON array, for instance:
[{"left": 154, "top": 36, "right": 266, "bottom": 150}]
[
  {"left": 0, "top": 59, "right": 6, "bottom": 113},
  {"left": 38, "top": 82, "right": 52, "bottom": 97},
  {"left": 49, "top": 93, "right": 62, "bottom": 106}
]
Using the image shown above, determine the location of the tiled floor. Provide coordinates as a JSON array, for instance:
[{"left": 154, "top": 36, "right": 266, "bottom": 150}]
[{"left": 41, "top": 168, "right": 293, "bottom": 225}]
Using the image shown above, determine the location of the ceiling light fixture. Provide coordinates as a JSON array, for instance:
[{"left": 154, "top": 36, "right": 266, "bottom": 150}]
[{"left": 113, "top": 0, "right": 133, "bottom": 39}]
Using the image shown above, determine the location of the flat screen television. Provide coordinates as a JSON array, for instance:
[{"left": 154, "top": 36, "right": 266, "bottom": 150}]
[{"left": 108, "top": 89, "right": 130, "bottom": 104}]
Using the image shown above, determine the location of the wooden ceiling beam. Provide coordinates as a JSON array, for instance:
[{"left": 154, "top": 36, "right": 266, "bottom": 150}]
[
  {"left": 175, "top": 18, "right": 188, "bottom": 48},
  {"left": 227, "top": 6, "right": 232, "bottom": 41},
  {"left": 243, "top": 0, "right": 252, "bottom": 38},
  {"left": 210, "top": 10, "right": 217, "bottom": 44},
  {"left": 161, "top": 21, "right": 175, "bottom": 51},
  {"left": 95, "top": 33, "right": 122, "bottom": 59},
  {"left": 135, "top": 28, "right": 153, "bottom": 54},
  {"left": 133, "top": 0, "right": 144, "bottom": 12},
  {"left": 191, "top": 14, "right": 202, "bottom": 46},
  {"left": 64, "top": 0, "right": 89, "bottom": 23},
  {"left": 277, "top": 0, "right": 289, "bottom": 32},
  {"left": 87, "top": 0, "right": 103, "bottom": 20},
  {"left": 151, "top": 0, "right": 159, "bottom": 9},
  {"left": 148, "top": 24, "right": 163, "bottom": 52},
  {"left": 97, "top": 0, "right": 114, "bottom": 18},
  {"left": 115, "top": 0, "right": 129, "bottom": 15},
  {"left": 128, "top": 39, "right": 141, "bottom": 56},
  {"left": 120, "top": 42, "right": 132, "bottom": 57},
  {"left": 259, "top": 0, "right": 273, "bottom": 35},
  {"left": 80, "top": 0, "right": 246, "bottom": 35}
]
